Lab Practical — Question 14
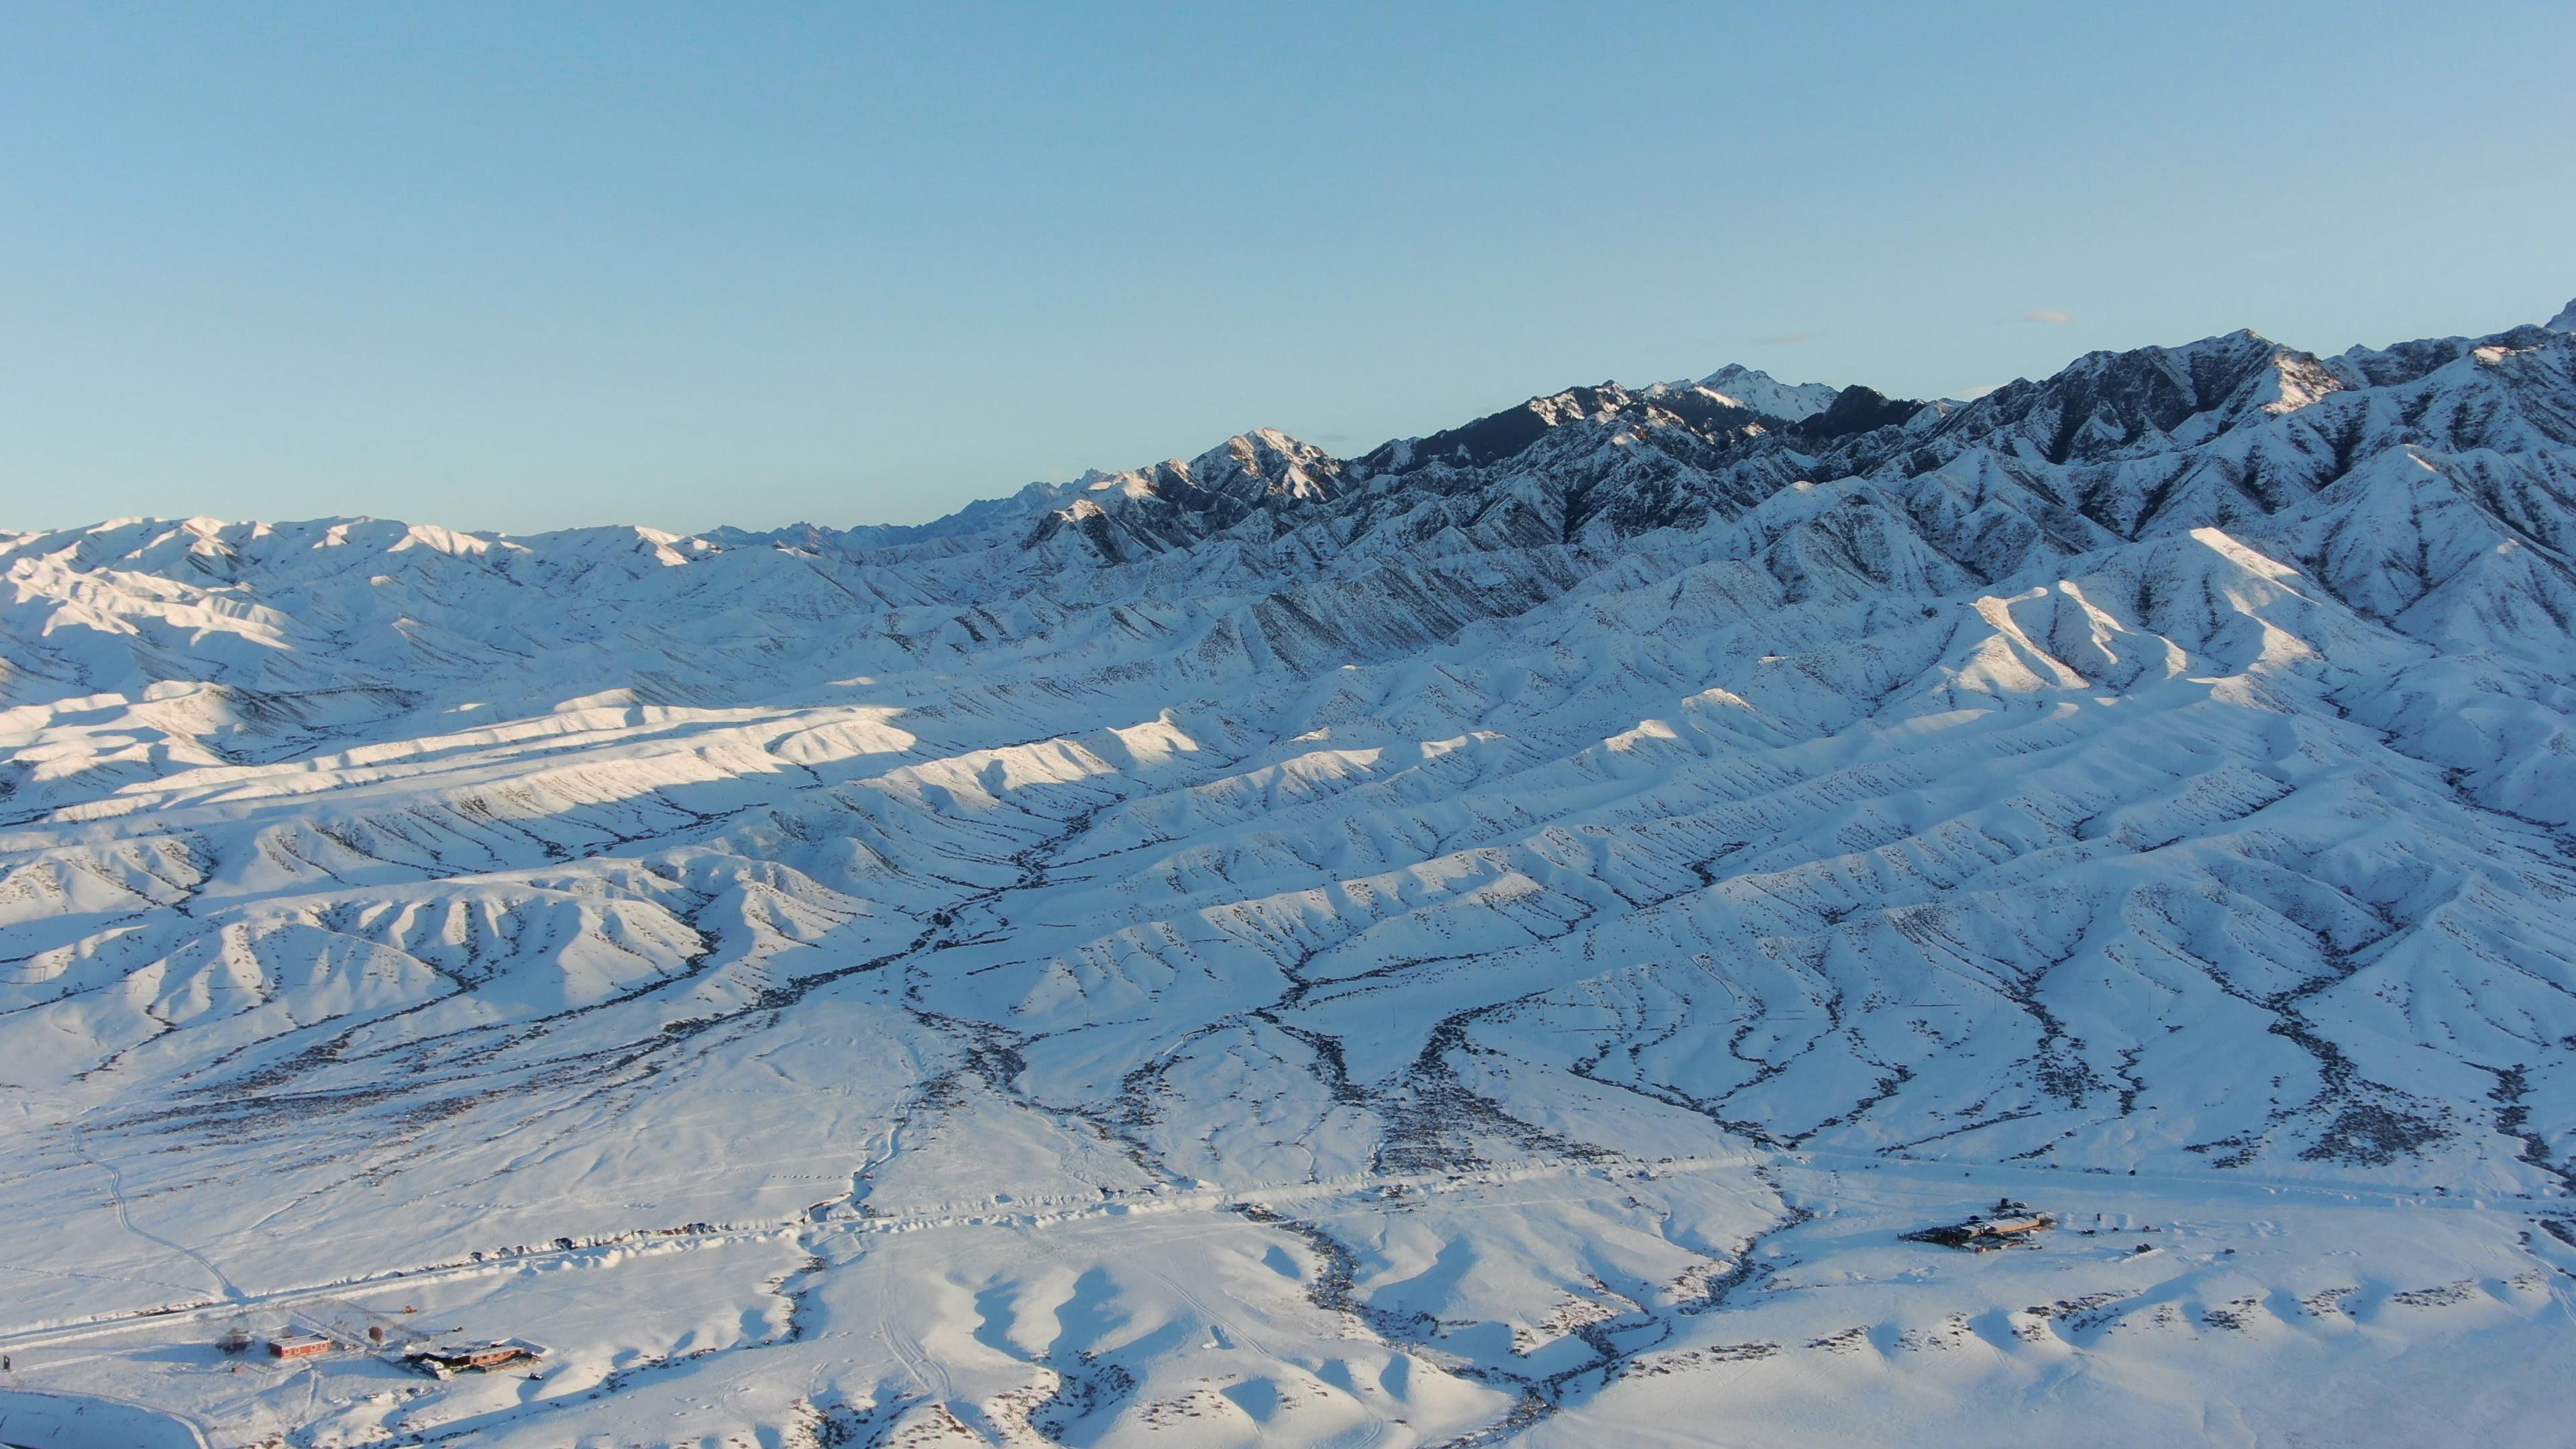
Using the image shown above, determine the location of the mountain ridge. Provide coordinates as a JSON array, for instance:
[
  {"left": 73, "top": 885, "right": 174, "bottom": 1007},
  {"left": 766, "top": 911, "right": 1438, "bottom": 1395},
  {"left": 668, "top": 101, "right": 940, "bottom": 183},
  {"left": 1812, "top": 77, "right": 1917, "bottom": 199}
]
[{"left": 4, "top": 298, "right": 2576, "bottom": 1446}]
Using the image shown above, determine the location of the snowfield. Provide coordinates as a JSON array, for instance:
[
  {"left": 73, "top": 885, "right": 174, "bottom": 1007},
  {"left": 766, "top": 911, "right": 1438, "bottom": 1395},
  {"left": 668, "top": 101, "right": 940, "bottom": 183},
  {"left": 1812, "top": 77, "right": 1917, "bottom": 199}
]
[{"left": 3, "top": 318, "right": 2575, "bottom": 1446}]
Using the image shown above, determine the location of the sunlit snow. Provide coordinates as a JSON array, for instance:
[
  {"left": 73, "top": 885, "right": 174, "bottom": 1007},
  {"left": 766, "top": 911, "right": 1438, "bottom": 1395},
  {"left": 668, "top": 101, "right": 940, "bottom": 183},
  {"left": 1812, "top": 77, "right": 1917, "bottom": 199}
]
[{"left": 4, "top": 307, "right": 2576, "bottom": 1447}]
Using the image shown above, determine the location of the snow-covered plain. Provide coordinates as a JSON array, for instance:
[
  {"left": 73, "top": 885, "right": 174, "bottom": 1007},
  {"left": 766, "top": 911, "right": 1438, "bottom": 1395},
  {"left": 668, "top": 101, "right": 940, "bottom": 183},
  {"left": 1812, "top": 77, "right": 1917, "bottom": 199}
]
[{"left": 3, "top": 318, "right": 2575, "bottom": 1446}]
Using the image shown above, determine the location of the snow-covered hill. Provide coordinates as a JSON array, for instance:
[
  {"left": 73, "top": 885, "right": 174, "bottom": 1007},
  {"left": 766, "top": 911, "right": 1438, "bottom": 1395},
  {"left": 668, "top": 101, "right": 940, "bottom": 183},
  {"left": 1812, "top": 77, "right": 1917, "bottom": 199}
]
[{"left": 5, "top": 305, "right": 2576, "bottom": 1447}]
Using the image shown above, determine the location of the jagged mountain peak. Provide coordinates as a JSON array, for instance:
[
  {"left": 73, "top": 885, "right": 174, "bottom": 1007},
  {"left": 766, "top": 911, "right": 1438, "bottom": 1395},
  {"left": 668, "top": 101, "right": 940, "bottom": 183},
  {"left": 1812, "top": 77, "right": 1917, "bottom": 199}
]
[
  {"left": 2547, "top": 296, "right": 2576, "bottom": 333},
  {"left": 1017, "top": 427, "right": 1350, "bottom": 564},
  {"left": 1355, "top": 379, "right": 1768, "bottom": 481},
  {"left": 1695, "top": 362, "right": 1842, "bottom": 421},
  {"left": 1913, "top": 328, "right": 2345, "bottom": 466},
  {"left": 1787, "top": 383, "right": 1926, "bottom": 442},
  {"left": 1187, "top": 426, "right": 1343, "bottom": 500}
]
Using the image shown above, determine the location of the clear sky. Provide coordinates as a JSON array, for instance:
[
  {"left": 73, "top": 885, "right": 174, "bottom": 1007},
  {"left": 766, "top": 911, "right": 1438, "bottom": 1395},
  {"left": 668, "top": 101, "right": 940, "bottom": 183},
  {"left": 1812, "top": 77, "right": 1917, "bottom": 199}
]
[{"left": 3, "top": 2, "right": 2570, "bottom": 535}]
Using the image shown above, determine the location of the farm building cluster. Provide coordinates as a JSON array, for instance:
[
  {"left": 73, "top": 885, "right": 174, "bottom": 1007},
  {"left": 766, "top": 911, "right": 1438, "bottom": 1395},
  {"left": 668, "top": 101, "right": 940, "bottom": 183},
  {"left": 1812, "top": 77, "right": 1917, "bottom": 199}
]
[
  {"left": 1904, "top": 1197, "right": 2058, "bottom": 1252},
  {"left": 216, "top": 1324, "right": 548, "bottom": 1379}
]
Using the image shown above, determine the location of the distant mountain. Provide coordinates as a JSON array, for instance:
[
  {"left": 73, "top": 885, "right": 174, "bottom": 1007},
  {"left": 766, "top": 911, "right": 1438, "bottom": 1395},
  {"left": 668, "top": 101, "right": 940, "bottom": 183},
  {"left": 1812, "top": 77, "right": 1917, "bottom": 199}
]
[
  {"left": 1695, "top": 362, "right": 1843, "bottom": 421},
  {"left": 5, "top": 301, "right": 2575, "bottom": 1447}
]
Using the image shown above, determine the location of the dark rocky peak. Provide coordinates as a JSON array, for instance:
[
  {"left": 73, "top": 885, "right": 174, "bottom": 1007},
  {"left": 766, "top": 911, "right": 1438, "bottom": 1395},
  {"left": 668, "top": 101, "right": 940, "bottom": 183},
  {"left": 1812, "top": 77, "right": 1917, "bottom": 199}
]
[
  {"left": 1633, "top": 381, "right": 1770, "bottom": 436},
  {"left": 1931, "top": 330, "right": 2330, "bottom": 464},
  {"left": 1356, "top": 382, "right": 1760, "bottom": 476},
  {"left": 2326, "top": 301, "right": 2575, "bottom": 390},
  {"left": 1356, "top": 385, "right": 1624, "bottom": 475},
  {"left": 1006, "top": 312, "right": 2554, "bottom": 576},
  {"left": 1789, "top": 385, "right": 1922, "bottom": 443},
  {"left": 2328, "top": 333, "right": 2487, "bottom": 390},
  {"left": 1018, "top": 429, "right": 1346, "bottom": 562}
]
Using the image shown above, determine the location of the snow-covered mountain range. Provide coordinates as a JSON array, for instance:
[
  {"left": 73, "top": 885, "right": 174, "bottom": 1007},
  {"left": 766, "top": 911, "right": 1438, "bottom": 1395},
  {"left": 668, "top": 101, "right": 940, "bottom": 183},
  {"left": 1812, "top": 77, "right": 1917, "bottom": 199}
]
[{"left": 5, "top": 311, "right": 2576, "bottom": 1447}]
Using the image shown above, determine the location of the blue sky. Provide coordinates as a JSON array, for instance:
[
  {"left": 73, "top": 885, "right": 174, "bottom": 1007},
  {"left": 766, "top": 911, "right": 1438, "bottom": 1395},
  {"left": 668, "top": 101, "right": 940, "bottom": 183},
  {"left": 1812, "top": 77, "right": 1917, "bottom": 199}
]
[{"left": 3, "top": 1, "right": 2570, "bottom": 534}]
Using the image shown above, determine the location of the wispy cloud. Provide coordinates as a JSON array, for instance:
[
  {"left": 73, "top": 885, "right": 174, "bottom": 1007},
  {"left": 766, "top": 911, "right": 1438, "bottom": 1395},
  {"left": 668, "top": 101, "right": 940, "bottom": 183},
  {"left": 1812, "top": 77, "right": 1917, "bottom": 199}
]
[
  {"left": 2019, "top": 308, "right": 2074, "bottom": 325},
  {"left": 1955, "top": 382, "right": 2005, "bottom": 400},
  {"left": 1754, "top": 331, "right": 1814, "bottom": 346}
]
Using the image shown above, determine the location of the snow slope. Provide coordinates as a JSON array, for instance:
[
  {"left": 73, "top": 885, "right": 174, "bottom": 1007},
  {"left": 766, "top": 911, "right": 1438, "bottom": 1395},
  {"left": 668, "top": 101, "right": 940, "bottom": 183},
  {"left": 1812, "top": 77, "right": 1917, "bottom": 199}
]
[
  {"left": 3, "top": 306, "right": 2575, "bottom": 1447},
  {"left": 1695, "top": 364, "right": 1843, "bottom": 422}
]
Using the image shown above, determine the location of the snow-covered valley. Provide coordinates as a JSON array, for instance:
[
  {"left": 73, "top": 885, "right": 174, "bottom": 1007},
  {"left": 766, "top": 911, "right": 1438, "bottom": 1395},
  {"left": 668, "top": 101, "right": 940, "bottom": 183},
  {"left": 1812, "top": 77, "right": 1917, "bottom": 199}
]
[{"left": 5, "top": 305, "right": 2576, "bottom": 1446}]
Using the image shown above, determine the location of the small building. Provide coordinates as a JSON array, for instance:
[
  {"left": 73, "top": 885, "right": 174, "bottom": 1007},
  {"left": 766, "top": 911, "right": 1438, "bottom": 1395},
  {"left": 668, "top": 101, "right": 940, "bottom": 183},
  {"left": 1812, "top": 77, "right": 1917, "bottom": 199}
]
[
  {"left": 1904, "top": 1199, "right": 2058, "bottom": 1252},
  {"left": 404, "top": 1338, "right": 549, "bottom": 1378},
  {"left": 268, "top": 1332, "right": 336, "bottom": 1360},
  {"left": 1982, "top": 1214, "right": 2053, "bottom": 1238}
]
